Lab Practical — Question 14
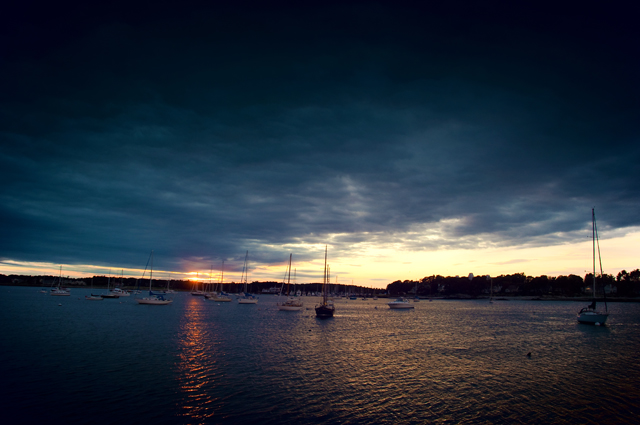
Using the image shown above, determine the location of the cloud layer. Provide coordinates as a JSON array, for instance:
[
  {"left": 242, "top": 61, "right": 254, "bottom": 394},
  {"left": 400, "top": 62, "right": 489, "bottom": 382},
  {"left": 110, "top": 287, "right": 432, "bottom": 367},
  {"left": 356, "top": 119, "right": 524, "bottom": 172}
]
[{"left": 1, "top": 1, "right": 638, "bottom": 274}]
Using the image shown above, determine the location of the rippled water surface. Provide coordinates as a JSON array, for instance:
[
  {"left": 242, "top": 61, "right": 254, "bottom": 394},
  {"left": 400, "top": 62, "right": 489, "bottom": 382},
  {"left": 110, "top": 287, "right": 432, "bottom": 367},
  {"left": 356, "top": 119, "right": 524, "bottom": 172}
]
[{"left": 1, "top": 287, "right": 639, "bottom": 424}]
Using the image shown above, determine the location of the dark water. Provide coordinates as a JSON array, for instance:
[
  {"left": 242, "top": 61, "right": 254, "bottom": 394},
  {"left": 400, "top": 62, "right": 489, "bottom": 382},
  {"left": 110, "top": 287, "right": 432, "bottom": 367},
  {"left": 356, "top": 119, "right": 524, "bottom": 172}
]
[{"left": 1, "top": 287, "right": 639, "bottom": 424}]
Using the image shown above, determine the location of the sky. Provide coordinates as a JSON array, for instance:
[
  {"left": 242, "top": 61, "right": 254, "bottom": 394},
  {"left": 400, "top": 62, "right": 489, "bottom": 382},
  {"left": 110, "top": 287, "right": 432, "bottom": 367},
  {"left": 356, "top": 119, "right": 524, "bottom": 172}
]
[{"left": 1, "top": 1, "right": 639, "bottom": 287}]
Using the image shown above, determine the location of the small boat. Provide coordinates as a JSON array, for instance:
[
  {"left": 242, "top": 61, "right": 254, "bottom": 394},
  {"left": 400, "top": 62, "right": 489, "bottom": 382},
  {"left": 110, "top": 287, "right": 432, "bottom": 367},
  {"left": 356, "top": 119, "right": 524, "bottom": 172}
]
[
  {"left": 110, "top": 271, "right": 130, "bottom": 296},
  {"left": 135, "top": 251, "right": 173, "bottom": 305},
  {"left": 278, "top": 254, "right": 303, "bottom": 311},
  {"left": 50, "top": 266, "right": 70, "bottom": 296},
  {"left": 191, "top": 272, "right": 206, "bottom": 296},
  {"left": 577, "top": 208, "right": 609, "bottom": 325},
  {"left": 85, "top": 277, "right": 103, "bottom": 300},
  {"left": 110, "top": 287, "right": 130, "bottom": 297},
  {"left": 101, "top": 274, "right": 120, "bottom": 299},
  {"left": 206, "top": 260, "right": 233, "bottom": 302},
  {"left": 237, "top": 251, "right": 259, "bottom": 304},
  {"left": 388, "top": 298, "right": 414, "bottom": 309},
  {"left": 315, "top": 246, "right": 335, "bottom": 318}
]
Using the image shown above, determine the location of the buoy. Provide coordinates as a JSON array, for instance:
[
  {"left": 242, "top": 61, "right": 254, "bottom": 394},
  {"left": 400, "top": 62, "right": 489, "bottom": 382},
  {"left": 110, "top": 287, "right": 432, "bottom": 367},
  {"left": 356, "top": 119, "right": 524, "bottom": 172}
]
[{"left": 58, "top": 303, "right": 62, "bottom": 306}]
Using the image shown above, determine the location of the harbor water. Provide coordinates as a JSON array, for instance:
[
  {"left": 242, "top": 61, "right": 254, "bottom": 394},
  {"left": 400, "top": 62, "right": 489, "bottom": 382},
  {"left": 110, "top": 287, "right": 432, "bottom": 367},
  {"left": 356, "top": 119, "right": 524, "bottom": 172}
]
[{"left": 1, "top": 287, "right": 639, "bottom": 424}]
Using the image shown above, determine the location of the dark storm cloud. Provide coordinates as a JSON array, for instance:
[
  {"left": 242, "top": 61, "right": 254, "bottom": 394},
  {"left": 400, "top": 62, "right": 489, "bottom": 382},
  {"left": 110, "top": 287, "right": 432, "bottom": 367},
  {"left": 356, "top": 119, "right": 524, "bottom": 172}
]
[{"left": 1, "top": 1, "right": 638, "bottom": 273}]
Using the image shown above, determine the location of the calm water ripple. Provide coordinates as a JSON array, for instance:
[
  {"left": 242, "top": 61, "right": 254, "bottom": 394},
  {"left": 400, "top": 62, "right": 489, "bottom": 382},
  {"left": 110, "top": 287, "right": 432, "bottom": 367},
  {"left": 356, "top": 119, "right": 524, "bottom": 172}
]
[{"left": 1, "top": 287, "right": 639, "bottom": 424}]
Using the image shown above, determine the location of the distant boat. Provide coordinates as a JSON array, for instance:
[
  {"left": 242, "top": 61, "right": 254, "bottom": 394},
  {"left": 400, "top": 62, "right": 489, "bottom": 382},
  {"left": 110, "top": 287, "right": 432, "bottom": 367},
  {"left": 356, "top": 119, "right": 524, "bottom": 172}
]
[
  {"left": 110, "top": 270, "right": 130, "bottom": 297},
  {"left": 315, "top": 246, "right": 335, "bottom": 318},
  {"left": 388, "top": 298, "right": 414, "bottom": 309},
  {"left": 85, "top": 277, "right": 103, "bottom": 301},
  {"left": 278, "top": 254, "right": 303, "bottom": 311},
  {"left": 577, "top": 208, "right": 609, "bottom": 325},
  {"left": 208, "top": 260, "right": 233, "bottom": 302},
  {"left": 101, "top": 274, "right": 120, "bottom": 299},
  {"left": 111, "top": 287, "right": 130, "bottom": 297},
  {"left": 135, "top": 251, "right": 173, "bottom": 305},
  {"left": 238, "top": 251, "right": 258, "bottom": 304},
  {"left": 50, "top": 266, "right": 70, "bottom": 296},
  {"left": 191, "top": 272, "right": 205, "bottom": 296}
]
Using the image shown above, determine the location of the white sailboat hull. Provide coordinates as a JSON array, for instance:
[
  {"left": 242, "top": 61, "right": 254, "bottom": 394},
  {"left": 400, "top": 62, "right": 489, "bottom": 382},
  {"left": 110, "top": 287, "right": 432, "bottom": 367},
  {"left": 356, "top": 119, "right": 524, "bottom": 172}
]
[
  {"left": 238, "top": 298, "right": 258, "bottom": 304},
  {"left": 388, "top": 298, "right": 414, "bottom": 309},
  {"left": 577, "top": 311, "right": 609, "bottom": 325},
  {"left": 278, "top": 305, "right": 303, "bottom": 311}
]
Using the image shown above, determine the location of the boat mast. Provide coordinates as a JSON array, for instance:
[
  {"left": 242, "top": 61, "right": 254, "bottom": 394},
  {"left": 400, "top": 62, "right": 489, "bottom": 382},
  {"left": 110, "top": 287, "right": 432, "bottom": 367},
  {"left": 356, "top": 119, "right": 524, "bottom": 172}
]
[
  {"left": 241, "top": 250, "right": 249, "bottom": 293},
  {"left": 220, "top": 260, "right": 225, "bottom": 292},
  {"left": 287, "top": 253, "right": 292, "bottom": 296},
  {"left": 592, "top": 208, "right": 596, "bottom": 301},
  {"left": 323, "top": 245, "right": 328, "bottom": 304},
  {"left": 593, "top": 208, "right": 608, "bottom": 312},
  {"left": 149, "top": 250, "right": 154, "bottom": 291}
]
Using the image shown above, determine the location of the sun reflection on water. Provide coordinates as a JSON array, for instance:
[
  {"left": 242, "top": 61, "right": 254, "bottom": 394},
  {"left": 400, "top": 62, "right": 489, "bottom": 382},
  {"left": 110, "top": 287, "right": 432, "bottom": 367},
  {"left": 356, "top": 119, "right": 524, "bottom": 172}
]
[{"left": 175, "top": 296, "right": 221, "bottom": 422}]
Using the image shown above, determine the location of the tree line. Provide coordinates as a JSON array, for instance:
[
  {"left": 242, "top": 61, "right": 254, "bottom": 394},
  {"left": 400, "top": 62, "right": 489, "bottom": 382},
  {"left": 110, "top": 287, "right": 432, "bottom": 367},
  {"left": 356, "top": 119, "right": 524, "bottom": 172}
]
[{"left": 386, "top": 270, "right": 640, "bottom": 298}]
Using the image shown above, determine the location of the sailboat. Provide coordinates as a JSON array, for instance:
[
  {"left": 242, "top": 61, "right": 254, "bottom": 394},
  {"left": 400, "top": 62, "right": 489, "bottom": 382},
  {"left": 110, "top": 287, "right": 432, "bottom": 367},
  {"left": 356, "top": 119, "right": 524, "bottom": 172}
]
[
  {"left": 135, "top": 251, "right": 173, "bottom": 305},
  {"left": 315, "top": 246, "right": 335, "bottom": 318},
  {"left": 209, "top": 260, "right": 233, "bottom": 302},
  {"left": 387, "top": 297, "right": 414, "bottom": 309},
  {"left": 101, "top": 273, "right": 120, "bottom": 299},
  {"left": 110, "top": 270, "right": 130, "bottom": 297},
  {"left": 50, "top": 266, "right": 70, "bottom": 296},
  {"left": 191, "top": 272, "right": 205, "bottom": 296},
  {"left": 85, "top": 277, "right": 103, "bottom": 300},
  {"left": 238, "top": 251, "right": 258, "bottom": 304},
  {"left": 577, "top": 208, "right": 609, "bottom": 325},
  {"left": 278, "top": 254, "right": 303, "bottom": 311}
]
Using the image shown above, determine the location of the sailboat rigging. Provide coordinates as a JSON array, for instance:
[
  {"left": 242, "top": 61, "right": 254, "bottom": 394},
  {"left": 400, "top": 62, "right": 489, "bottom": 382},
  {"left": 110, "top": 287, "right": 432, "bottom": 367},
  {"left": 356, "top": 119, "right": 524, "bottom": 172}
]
[
  {"left": 50, "top": 266, "right": 70, "bottom": 296},
  {"left": 577, "top": 208, "right": 609, "bottom": 325},
  {"left": 85, "top": 277, "right": 103, "bottom": 300},
  {"left": 208, "top": 260, "right": 232, "bottom": 302},
  {"left": 238, "top": 251, "right": 258, "bottom": 304},
  {"left": 278, "top": 254, "right": 303, "bottom": 311},
  {"left": 135, "top": 251, "right": 173, "bottom": 305},
  {"left": 315, "top": 246, "right": 335, "bottom": 318}
]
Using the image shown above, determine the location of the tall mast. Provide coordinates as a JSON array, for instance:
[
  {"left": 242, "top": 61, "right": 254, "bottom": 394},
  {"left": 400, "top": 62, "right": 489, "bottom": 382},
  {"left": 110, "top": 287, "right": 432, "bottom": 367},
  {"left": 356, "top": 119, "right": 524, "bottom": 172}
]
[
  {"left": 149, "top": 250, "right": 154, "bottom": 290},
  {"left": 287, "top": 253, "right": 292, "bottom": 296},
  {"left": 592, "top": 208, "right": 596, "bottom": 299},
  {"left": 323, "top": 246, "right": 328, "bottom": 303},
  {"left": 220, "top": 260, "right": 225, "bottom": 292}
]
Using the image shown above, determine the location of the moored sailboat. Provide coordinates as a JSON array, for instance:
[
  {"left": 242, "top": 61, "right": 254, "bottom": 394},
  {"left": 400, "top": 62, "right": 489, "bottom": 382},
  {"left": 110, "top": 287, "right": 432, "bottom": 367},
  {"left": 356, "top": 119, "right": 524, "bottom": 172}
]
[
  {"left": 388, "top": 298, "right": 414, "bottom": 309},
  {"left": 208, "top": 260, "right": 233, "bottom": 302},
  {"left": 238, "top": 251, "right": 258, "bottom": 304},
  {"left": 101, "top": 273, "right": 120, "bottom": 299},
  {"left": 577, "top": 208, "right": 609, "bottom": 325},
  {"left": 50, "top": 266, "right": 70, "bottom": 296},
  {"left": 85, "top": 277, "right": 103, "bottom": 300},
  {"left": 278, "top": 254, "right": 303, "bottom": 311},
  {"left": 315, "top": 246, "right": 335, "bottom": 318},
  {"left": 135, "top": 251, "right": 173, "bottom": 305}
]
